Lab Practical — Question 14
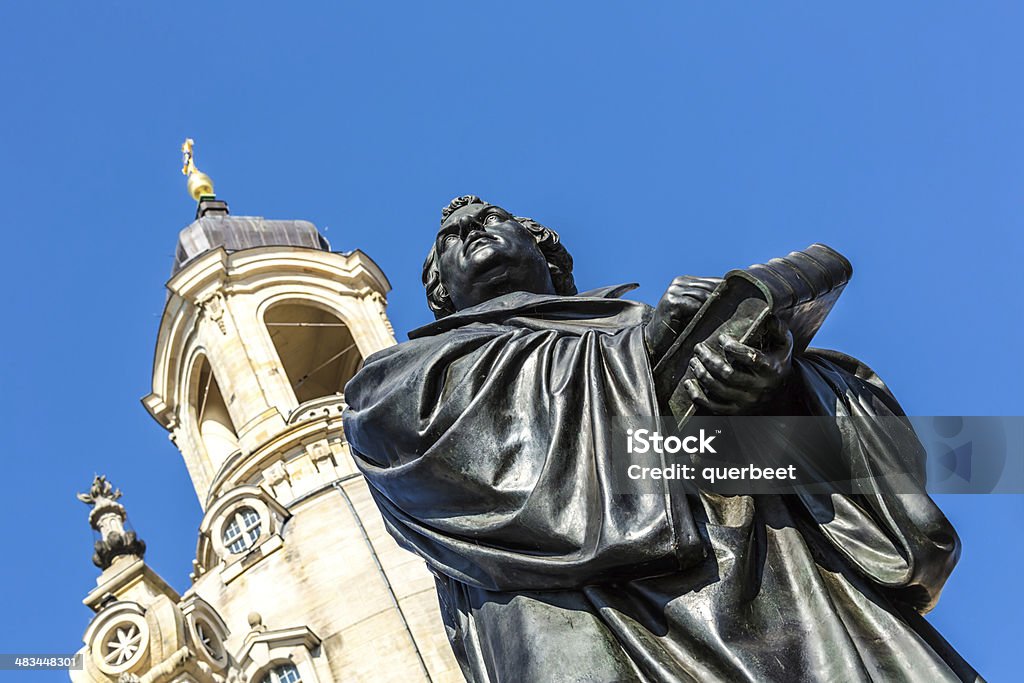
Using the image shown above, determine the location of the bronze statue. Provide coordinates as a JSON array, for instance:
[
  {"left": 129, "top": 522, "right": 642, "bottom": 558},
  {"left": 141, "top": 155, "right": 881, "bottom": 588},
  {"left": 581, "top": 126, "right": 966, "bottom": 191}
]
[{"left": 342, "top": 196, "right": 979, "bottom": 682}]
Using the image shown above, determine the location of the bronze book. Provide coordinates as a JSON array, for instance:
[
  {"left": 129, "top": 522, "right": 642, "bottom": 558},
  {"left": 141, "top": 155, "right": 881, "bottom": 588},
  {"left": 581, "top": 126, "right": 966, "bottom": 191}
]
[{"left": 653, "top": 243, "right": 853, "bottom": 424}]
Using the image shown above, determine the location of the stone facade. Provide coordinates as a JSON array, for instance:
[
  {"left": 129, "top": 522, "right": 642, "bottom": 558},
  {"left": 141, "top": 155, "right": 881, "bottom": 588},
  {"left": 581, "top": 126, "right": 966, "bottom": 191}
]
[{"left": 73, "top": 208, "right": 462, "bottom": 683}]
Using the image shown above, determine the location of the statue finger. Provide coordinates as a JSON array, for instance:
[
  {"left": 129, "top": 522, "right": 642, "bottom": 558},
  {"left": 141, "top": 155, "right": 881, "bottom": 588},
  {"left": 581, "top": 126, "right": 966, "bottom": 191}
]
[
  {"left": 684, "top": 379, "right": 740, "bottom": 415},
  {"left": 671, "top": 275, "right": 722, "bottom": 290},
  {"left": 680, "top": 278, "right": 721, "bottom": 293},
  {"left": 720, "top": 336, "right": 778, "bottom": 377},
  {"left": 698, "top": 342, "right": 767, "bottom": 389},
  {"left": 677, "top": 293, "right": 710, "bottom": 307},
  {"left": 688, "top": 357, "right": 754, "bottom": 402},
  {"left": 694, "top": 343, "right": 738, "bottom": 381},
  {"left": 669, "top": 282, "right": 717, "bottom": 303}
]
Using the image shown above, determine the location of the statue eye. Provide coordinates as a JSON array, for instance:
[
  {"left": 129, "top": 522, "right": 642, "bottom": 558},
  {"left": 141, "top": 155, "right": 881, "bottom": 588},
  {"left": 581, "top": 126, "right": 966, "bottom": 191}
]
[{"left": 483, "top": 213, "right": 503, "bottom": 226}]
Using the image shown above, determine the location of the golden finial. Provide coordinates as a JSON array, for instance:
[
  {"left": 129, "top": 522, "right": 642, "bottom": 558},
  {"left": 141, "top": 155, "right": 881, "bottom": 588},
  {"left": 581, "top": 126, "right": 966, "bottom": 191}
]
[{"left": 181, "top": 138, "right": 215, "bottom": 201}]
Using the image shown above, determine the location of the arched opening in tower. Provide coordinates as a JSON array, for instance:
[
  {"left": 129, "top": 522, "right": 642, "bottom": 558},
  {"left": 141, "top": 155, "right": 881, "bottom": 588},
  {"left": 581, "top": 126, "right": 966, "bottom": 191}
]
[
  {"left": 192, "top": 355, "right": 241, "bottom": 463},
  {"left": 265, "top": 303, "right": 363, "bottom": 405}
]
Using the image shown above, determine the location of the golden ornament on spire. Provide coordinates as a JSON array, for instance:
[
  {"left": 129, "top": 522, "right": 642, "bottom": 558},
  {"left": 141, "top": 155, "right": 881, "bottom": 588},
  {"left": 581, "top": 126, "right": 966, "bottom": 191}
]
[{"left": 181, "top": 138, "right": 215, "bottom": 201}]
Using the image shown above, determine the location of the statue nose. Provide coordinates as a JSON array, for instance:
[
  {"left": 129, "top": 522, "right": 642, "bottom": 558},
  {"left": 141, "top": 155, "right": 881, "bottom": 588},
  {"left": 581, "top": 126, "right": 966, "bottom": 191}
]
[{"left": 457, "top": 214, "right": 482, "bottom": 240}]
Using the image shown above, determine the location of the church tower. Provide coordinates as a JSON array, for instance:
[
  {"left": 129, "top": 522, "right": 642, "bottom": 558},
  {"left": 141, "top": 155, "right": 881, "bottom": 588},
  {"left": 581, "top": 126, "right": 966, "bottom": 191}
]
[{"left": 72, "top": 142, "right": 461, "bottom": 683}]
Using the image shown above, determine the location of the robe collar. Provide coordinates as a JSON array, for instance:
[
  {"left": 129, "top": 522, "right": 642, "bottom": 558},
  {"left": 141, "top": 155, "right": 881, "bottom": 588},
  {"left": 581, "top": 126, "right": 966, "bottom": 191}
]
[{"left": 408, "top": 283, "right": 646, "bottom": 340}]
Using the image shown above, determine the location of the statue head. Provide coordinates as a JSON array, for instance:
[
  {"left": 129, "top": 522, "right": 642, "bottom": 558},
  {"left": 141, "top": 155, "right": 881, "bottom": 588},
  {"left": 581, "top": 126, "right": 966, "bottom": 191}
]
[{"left": 422, "top": 196, "right": 577, "bottom": 318}]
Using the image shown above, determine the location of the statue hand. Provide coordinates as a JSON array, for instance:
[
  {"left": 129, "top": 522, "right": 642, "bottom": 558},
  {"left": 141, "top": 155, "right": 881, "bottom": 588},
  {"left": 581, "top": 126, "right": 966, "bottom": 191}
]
[
  {"left": 684, "top": 316, "right": 793, "bottom": 415},
  {"left": 646, "top": 276, "right": 723, "bottom": 364}
]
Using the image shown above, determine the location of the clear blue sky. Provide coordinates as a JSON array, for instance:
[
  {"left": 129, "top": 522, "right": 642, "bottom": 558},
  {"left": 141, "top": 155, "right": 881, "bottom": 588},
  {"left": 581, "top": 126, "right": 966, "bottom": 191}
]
[{"left": 0, "top": 2, "right": 1021, "bottom": 681}]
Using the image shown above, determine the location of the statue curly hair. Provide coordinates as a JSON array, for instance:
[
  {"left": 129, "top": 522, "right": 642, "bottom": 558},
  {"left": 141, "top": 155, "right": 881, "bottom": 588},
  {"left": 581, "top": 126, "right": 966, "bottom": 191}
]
[{"left": 422, "top": 195, "right": 577, "bottom": 319}]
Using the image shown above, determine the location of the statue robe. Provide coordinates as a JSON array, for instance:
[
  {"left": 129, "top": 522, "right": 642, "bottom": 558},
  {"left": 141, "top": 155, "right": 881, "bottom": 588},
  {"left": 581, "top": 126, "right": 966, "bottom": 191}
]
[{"left": 342, "top": 286, "right": 980, "bottom": 683}]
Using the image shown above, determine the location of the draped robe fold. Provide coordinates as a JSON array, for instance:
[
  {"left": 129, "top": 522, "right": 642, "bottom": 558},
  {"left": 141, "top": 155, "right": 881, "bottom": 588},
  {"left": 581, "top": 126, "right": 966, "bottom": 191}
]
[{"left": 342, "top": 287, "right": 980, "bottom": 683}]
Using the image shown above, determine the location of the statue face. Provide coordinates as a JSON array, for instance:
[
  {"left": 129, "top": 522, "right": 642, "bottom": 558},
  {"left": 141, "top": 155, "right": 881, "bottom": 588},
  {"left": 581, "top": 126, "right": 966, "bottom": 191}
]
[{"left": 435, "top": 202, "right": 555, "bottom": 311}]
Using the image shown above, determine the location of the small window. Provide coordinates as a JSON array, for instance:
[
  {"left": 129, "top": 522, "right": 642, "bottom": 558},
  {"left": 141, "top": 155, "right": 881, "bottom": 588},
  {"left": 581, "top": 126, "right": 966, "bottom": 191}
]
[
  {"left": 263, "top": 663, "right": 301, "bottom": 683},
  {"left": 222, "top": 506, "right": 262, "bottom": 554}
]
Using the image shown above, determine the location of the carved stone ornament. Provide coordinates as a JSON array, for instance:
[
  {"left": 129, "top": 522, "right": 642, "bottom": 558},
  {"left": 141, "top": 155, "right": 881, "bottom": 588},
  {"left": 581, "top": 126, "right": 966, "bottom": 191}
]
[
  {"left": 77, "top": 475, "right": 146, "bottom": 569},
  {"left": 368, "top": 290, "right": 395, "bottom": 336},
  {"left": 263, "top": 461, "right": 290, "bottom": 487},
  {"left": 305, "top": 440, "right": 333, "bottom": 464},
  {"left": 197, "top": 292, "right": 228, "bottom": 334}
]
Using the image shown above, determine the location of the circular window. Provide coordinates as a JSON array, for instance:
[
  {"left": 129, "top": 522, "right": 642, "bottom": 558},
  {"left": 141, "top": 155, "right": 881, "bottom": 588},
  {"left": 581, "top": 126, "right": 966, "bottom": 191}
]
[
  {"left": 104, "top": 623, "right": 142, "bottom": 666},
  {"left": 91, "top": 613, "right": 149, "bottom": 675},
  {"left": 222, "top": 506, "right": 262, "bottom": 554},
  {"left": 195, "top": 619, "right": 223, "bottom": 660}
]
